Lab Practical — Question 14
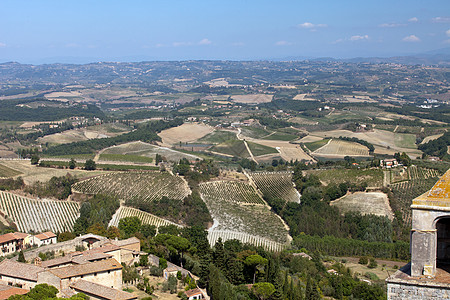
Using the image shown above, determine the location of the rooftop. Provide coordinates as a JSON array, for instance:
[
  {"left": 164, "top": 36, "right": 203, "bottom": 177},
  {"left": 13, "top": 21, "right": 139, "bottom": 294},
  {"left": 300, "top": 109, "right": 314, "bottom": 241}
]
[
  {"left": 35, "top": 231, "right": 56, "bottom": 240},
  {"left": 0, "top": 284, "right": 28, "bottom": 300},
  {"left": 70, "top": 280, "right": 137, "bottom": 300},
  {"left": 0, "top": 233, "right": 17, "bottom": 245},
  {"left": 185, "top": 288, "right": 203, "bottom": 297},
  {"left": 0, "top": 260, "right": 44, "bottom": 281},
  {"left": 48, "top": 258, "right": 121, "bottom": 279},
  {"left": 387, "top": 263, "right": 450, "bottom": 287},
  {"left": 108, "top": 237, "right": 140, "bottom": 247},
  {"left": 412, "top": 169, "right": 450, "bottom": 210}
]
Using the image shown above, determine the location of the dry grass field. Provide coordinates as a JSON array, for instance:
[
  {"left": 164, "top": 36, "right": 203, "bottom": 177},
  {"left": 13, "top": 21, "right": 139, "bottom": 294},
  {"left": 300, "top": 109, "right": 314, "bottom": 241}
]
[
  {"left": 158, "top": 123, "right": 214, "bottom": 146},
  {"left": 421, "top": 133, "right": 444, "bottom": 144},
  {"left": 312, "top": 139, "right": 370, "bottom": 157},
  {"left": 246, "top": 138, "right": 314, "bottom": 162},
  {"left": 330, "top": 192, "right": 393, "bottom": 220},
  {"left": 293, "top": 94, "right": 317, "bottom": 101},
  {"left": 230, "top": 94, "right": 273, "bottom": 104},
  {"left": 342, "top": 95, "right": 377, "bottom": 103},
  {"left": 0, "top": 160, "right": 107, "bottom": 184},
  {"left": 0, "top": 163, "right": 22, "bottom": 178}
]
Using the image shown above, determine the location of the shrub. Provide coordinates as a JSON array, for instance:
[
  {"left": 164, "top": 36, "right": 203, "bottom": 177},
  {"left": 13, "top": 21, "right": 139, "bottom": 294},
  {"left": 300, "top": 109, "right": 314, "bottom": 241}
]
[{"left": 358, "top": 256, "right": 369, "bottom": 265}]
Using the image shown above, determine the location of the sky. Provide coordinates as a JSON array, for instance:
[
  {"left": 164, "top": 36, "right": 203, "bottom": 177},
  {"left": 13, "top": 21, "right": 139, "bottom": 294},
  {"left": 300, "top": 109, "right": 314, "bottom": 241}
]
[{"left": 0, "top": 0, "right": 450, "bottom": 64}]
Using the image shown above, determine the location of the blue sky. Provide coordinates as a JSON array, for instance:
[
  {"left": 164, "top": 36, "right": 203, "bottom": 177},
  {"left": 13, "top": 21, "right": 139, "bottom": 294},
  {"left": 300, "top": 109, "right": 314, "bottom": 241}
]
[{"left": 0, "top": 0, "right": 450, "bottom": 63}]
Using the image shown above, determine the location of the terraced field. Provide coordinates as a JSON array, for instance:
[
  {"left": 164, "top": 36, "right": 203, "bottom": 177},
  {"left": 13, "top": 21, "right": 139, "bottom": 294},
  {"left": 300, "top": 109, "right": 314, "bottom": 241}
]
[
  {"left": 330, "top": 192, "right": 393, "bottom": 220},
  {"left": 249, "top": 171, "right": 301, "bottom": 203},
  {"left": 109, "top": 206, "right": 181, "bottom": 228},
  {"left": 0, "top": 191, "right": 79, "bottom": 233},
  {"left": 312, "top": 139, "right": 370, "bottom": 157},
  {"left": 72, "top": 171, "right": 191, "bottom": 204},
  {"left": 199, "top": 181, "right": 290, "bottom": 247}
]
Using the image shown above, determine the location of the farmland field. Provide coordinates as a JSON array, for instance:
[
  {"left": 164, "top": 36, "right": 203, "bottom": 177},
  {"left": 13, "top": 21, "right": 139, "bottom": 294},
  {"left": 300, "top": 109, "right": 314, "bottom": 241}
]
[
  {"left": 158, "top": 123, "right": 214, "bottom": 146},
  {"left": 230, "top": 94, "right": 273, "bottom": 104},
  {"left": 240, "top": 127, "right": 271, "bottom": 139},
  {"left": 199, "top": 181, "right": 290, "bottom": 246},
  {"left": 109, "top": 206, "right": 181, "bottom": 228},
  {"left": 210, "top": 140, "right": 249, "bottom": 158},
  {"left": 98, "top": 153, "right": 153, "bottom": 164},
  {"left": 0, "top": 163, "right": 22, "bottom": 178},
  {"left": 247, "top": 141, "right": 278, "bottom": 157},
  {"left": 330, "top": 192, "right": 393, "bottom": 219},
  {"left": 0, "top": 191, "right": 79, "bottom": 233},
  {"left": 303, "top": 139, "right": 330, "bottom": 152},
  {"left": 249, "top": 171, "right": 301, "bottom": 203},
  {"left": 198, "top": 130, "right": 237, "bottom": 144},
  {"left": 307, "top": 168, "right": 383, "bottom": 187},
  {"left": 312, "top": 139, "right": 370, "bottom": 157},
  {"left": 0, "top": 160, "right": 107, "bottom": 184},
  {"left": 72, "top": 171, "right": 191, "bottom": 204},
  {"left": 102, "top": 141, "right": 200, "bottom": 162},
  {"left": 246, "top": 138, "right": 313, "bottom": 162}
]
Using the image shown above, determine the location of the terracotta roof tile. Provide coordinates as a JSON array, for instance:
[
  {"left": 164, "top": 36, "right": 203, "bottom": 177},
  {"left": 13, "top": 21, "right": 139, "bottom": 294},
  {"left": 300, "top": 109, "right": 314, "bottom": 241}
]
[
  {"left": 70, "top": 280, "right": 137, "bottom": 300},
  {"left": 0, "top": 260, "right": 44, "bottom": 281},
  {"left": 0, "top": 233, "right": 17, "bottom": 244},
  {"left": 35, "top": 231, "right": 56, "bottom": 241},
  {"left": 0, "top": 284, "right": 28, "bottom": 300},
  {"left": 48, "top": 258, "right": 121, "bottom": 279}
]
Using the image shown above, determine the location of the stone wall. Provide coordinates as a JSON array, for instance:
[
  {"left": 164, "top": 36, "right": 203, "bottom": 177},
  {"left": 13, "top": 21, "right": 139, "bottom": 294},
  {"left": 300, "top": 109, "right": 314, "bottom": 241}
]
[{"left": 388, "top": 282, "right": 450, "bottom": 299}]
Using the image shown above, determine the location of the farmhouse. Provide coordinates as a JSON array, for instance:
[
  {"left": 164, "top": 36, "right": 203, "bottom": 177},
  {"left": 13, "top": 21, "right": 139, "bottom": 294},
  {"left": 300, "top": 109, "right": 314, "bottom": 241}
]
[
  {"left": 386, "top": 169, "right": 450, "bottom": 298},
  {"left": 163, "top": 261, "right": 192, "bottom": 280},
  {"left": 185, "top": 287, "right": 205, "bottom": 300},
  {"left": 380, "top": 159, "right": 398, "bottom": 169},
  {"left": 34, "top": 231, "right": 57, "bottom": 247},
  {"left": 0, "top": 232, "right": 35, "bottom": 256}
]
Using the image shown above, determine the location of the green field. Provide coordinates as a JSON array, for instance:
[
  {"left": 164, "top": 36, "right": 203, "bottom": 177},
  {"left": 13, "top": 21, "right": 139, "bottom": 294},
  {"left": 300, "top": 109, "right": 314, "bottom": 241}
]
[
  {"left": 240, "top": 127, "right": 271, "bottom": 139},
  {"left": 211, "top": 140, "right": 249, "bottom": 158},
  {"left": 99, "top": 153, "right": 153, "bottom": 163},
  {"left": 199, "top": 130, "right": 237, "bottom": 144},
  {"left": 247, "top": 141, "right": 278, "bottom": 156},
  {"left": 304, "top": 138, "right": 330, "bottom": 152},
  {"left": 394, "top": 133, "right": 417, "bottom": 149},
  {"left": 262, "top": 132, "right": 298, "bottom": 141},
  {"left": 0, "top": 163, "right": 22, "bottom": 178},
  {"left": 308, "top": 168, "right": 384, "bottom": 187},
  {"left": 41, "top": 154, "right": 96, "bottom": 160}
]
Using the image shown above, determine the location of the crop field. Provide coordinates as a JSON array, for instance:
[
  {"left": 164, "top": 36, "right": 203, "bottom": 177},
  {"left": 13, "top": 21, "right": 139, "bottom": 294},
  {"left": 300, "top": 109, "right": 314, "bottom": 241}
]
[
  {"left": 240, "top": 127, "right": 271, "bottom": 139},
  {"left": 0, "top": 163, "right": 22, "bottom": 178},
  {"left": 103, "top": 141, "right": 200, "bottom": 162},
  {"left": 421, "top": 133, "right": 444, "bottom": 144},
  {"left": 72, "top": 171, "right": 191, "bottom": 204},
  {"left": 249, "top": 171, "right": 301, "bottom": 203},
  {"left": 0, "top": 160, "right": 107, "bottom": 184},
  {"left": 230, "top": 94, "right": 273, "bottom": 104},
  {"left": 98, "top": 154, "right": 153, "bottom": 164},
  {"left": 109, "top": 206, "right": 181, "bottom": 228},
  {"left": 330, "top": 192, "right": 393, "bottom": 219},
  {"left": 247, "top": 142, "right": 278, "bottom": 157},
  {"left": 210, "top": 140, "right": 249, "bottom": 158},
  {"left": 307, "top": 168, "right": 383, "bottom": 187},
  {"left": 312, "top": 139, "right": 370, "bottom": 157},
  {"left": 247, "top": 139, "right": 313, "bottom": 162},
  {"left": 198, "top": 130, "right": 237, "bottom": 144},
  {"left": 199, "top": 181, "right": 290, "bottom": 245},
  {"left": 199, "top": 181, "right": 265, "bottom": 205},
  {"left": 310, "top": 129, "right": 420, "bottom": 157},
  {"left": 158, "top": 123, "right": 214, "bottom": 146},
  {"left": 407, "top": 165, "right": 440, "bottom": 180},
  {"left": 303, "top": 139, "right": 330, "bottom": 152},
  {"left": 0, "top": 191, "right": 79, "bottom": 233}
]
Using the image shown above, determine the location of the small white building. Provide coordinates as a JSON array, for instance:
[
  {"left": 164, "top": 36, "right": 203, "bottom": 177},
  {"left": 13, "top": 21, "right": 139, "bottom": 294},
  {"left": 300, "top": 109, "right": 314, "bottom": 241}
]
[
  {"left": 185, "top": 288, "right": 205, "bottom": 300},
  {"left": 34, "top": 232, "right": 57, "bottom": 247}
]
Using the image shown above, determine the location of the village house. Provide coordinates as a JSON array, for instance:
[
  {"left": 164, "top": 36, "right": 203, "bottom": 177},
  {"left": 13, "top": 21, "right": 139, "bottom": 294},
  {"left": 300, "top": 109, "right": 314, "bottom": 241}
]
[
  {"left": 0, "top": 260, "right": 44, "bottom": 289},
  {"left": 163, "top": 261, "right": 192, "bottom": 280},
  {"left": 68, "top": 280, "right": 137, "bottom": 300},
  {"left": 0, "top": 283, "right": 28, "bottom": 300},
  {"left": 34, "top": 231, "right": 57, "bottom": 247},
  {"left": 0, "top": 232, "right": 34, "bottom": 256},
  {"left": 185, "top": 287, "right": 205, "bottom": 300},
  {"left": 380, "top": 159, "right": 398, "bottom": 169}
]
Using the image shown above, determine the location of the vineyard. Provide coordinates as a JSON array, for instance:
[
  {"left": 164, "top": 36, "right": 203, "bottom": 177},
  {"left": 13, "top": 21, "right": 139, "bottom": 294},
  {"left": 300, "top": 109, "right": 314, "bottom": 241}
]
[
  {"left": 199, "top": 181, "right": 265, "bottom": 205},
  {"left": 72, "top": 171, "right": 191, "bottom": 204},
  {"left": 249, "top": 171, "right": 301, "bottom": 203},
  {"left": 0, "top": 191, "right": 79, "bottom": 233},
  {"left": 208, "top": 230, "right": 287, "bottom": 252},
  {"left": 199, "top": 181, "right": 290, "bottom": 245},
  {"left": 407, "top": 165, "right": 440, "bottom": 180},
  {"left": 312, "top": 139, "right": 370, "bottom": 157},
  {"left": 109, "top": 206, "right": 181, "bottom": 229}
]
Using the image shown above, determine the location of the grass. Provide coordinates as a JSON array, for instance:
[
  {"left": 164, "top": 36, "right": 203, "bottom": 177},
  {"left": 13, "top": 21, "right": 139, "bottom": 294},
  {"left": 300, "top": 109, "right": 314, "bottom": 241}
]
[
  {"left": 262, "top": 132, "right": 298, "bottom": 141},
  {"left": 99, "top": 153, "right": 153, "bottom": 163},
  {"left": 0, "top": 163, "right": 22, "bottom": 178},
  {"left": 41, "top": 154, "right": 95, "bottom": 160},
  {"left": 211, "top": 140, "right": 249, "bottom": 158},
  {"left": 331, "top": 192, "right": 392, "bottom": 218},
  {"left": 40, "top": 160, "right": 158, "bottom": 171},
  {"left": 308, "top": 168, "right": 384, "bottom": 187},
  {"left": 199, "top": 130, "right": 237, "bottom": 144},
  {"left": 304, "top": 138, "right": 330, "bottom": 152},
  {"left": 247, "top": 141, "right": 278, "bottom": 156},
  {"left": 240, "top": 127, "right": 271, "bottom": 139},
  {"left": 394, "top": 133, "right": 417, "bottom": 149}
]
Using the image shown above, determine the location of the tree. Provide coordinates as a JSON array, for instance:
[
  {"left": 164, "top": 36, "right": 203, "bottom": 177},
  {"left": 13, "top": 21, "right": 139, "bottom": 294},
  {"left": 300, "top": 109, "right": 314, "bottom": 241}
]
[
  {"left": 31, "top": 154, "right": 40, "bottom": 165},
  {"left": 69, "top": 158, "right": 76, "bottom": 169},
  {"left": 140, "top": 224, "right": 157, "bottom": 238},
  {"left": 245, "top": 254, "right": 268, "bottom": 284},
  {"left": 166, "top": 235, "right": 190, "bottom": 268},
  {"left": 86, "top": 222, "right": 107, "bottom": 236},
  {"left": 118, "top": 216, "right": 141, "bottom": 237},
  {"left": 58, "top": 231, "right": 76, "bottom": 242},
  {"left": 84, "top": 159, "right": 96, "bottom": 170},
  {"left": 213, "top": 238, "right": 226, "bottom": 271},
  {"left": 252, "top": 282, "right": 275, "bottom": 300},
  {"left": 18, "top": 250, "right": 26, "bottom": 263},
  {"left": 106, "top": 226, "right": 121, "bottom": 239}
]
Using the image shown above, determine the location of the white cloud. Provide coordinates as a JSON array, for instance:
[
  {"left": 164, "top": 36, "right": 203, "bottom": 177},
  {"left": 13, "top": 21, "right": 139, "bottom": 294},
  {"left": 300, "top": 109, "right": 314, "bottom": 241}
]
[
  {"left": 432, "top": 17, "right": 450, "bottom": 23},
  {"left": 350, "top": 35, "right": 369, "bottom": 41},
  {"left": 297, "top": 22, "right": 327, "bottom": 30},
  {"left": 402, "top": 35, "right": 421, "bottom": 42},
  {"left": 409, "top": 17, "right": 418, "bottom": 22},
  {"left": 0, "top": 42, "right": 6, "bottom": 47},
  {"left": 275, "top": 40, "right": 292, "bottom": 46},
  {"left": 198, "top": 38, "right": 212, "bottom": 45},
  {"left": 446, "top": 29, "right": 450, "bottom": 37},
  {"left": 379, "top": 23, "right": 406, "bottom": 28}
]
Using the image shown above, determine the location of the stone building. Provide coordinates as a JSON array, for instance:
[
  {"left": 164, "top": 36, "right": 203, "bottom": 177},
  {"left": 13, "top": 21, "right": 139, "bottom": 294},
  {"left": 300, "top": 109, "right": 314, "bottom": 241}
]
[{"left": 387, "top": 169, "right": 450, "bottom": 298}]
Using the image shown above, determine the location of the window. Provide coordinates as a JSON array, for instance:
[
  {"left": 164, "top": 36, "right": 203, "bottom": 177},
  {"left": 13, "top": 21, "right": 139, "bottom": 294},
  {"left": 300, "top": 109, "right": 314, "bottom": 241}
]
[{"left": 94, "top": 273, "right": 97, "bottom": 276}]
